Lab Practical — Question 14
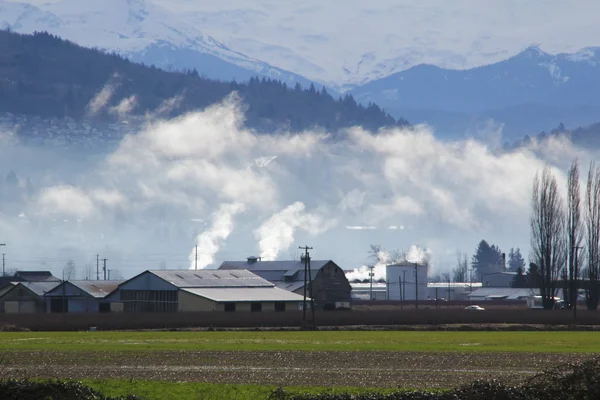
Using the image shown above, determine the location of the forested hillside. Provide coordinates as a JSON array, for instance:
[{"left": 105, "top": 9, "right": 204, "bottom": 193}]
[{"left": 0, "top": 30, "right": 407, "bottom": 132}]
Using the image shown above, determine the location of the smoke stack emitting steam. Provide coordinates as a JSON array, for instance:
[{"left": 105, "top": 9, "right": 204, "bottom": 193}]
[
  {"left": 255, "top": 201, "right": 337, "bottom": 261},
  {"left": 188, "top": 202, "right": 245, "bottom": 269}
]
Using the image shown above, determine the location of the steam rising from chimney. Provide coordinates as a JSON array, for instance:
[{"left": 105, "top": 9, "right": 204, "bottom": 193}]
[
  {"left": 255, "top": 201, "right": 336, "bottom": 260},
  {"left": 188, "top": 202, "right": 246, "bottom": 269}
]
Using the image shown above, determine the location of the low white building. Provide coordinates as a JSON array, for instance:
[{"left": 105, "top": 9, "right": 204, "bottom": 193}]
[{"left": 426, "top": 282, "right": 482, "bottom": 301}]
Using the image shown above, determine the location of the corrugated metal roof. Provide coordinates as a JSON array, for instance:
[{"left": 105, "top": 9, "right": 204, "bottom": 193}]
[
  {"left": 467, "top": 287, "right": 545, "bottom": 300},
  {"left": 18, "top": 281, "right": 62, "bottom": 296},
  {"left": 181, "top": 287, "right": 308, "bottom": 302},
  {"left": 14, "top": 271, "right": 61, "bottom": 282},
  {"left": 149, "top": 269, "right": 274, "bottom": 288},
  {"left": 69, "top": 280, "right": 123, "bottom": 298},
  {"left": 219, "top": 260, "right": 334, "bottom": 285},
  {"left": 219, "top": 260, "right": 331, "bottom": 273}
]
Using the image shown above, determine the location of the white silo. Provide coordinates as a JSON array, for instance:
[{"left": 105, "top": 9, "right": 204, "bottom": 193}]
[{"left": 386, "top": 261, "right": 429, "bottom": 301}]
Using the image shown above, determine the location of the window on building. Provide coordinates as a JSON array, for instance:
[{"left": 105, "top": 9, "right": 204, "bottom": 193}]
[
  {"left": 224, "top": 303, "right": 236, "bottom": 312},
  {"left": 250, "top": 302, "right": 262, "bottom": 312},
  {"left": 99, "top": 303, "right": 111, "bottom": 313},
  {"left": 274, "top": 302, "right": 286, "bottom": 312}
]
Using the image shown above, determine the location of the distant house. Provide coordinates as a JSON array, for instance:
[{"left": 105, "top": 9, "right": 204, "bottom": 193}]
[
  {"left": 44, "top": 280, "right": 122, "bottom": 313},
  {"left": 0, "top": 270, "right": 61, "bottom": 287},
  {"left": 114, "top": 269, "right": 306, "bottom": 313},
  {"left": 0, "top": 281, "right": 61, "bottom": 313},
  {"left": 219, "top": 257, "right": 352, "bottom": 310}
]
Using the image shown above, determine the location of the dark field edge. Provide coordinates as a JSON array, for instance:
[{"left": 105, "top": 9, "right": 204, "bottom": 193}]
[
  {"left": 1, "top": 358, "right": 600, "bottom": 400},
  {"left": 5, "top": 323, "right": 600, "bottom": 332}
]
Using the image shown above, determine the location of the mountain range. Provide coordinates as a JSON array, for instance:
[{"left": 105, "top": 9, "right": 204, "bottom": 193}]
[{"left": 3, "top": 0, "right": 600, "bottom": 141}]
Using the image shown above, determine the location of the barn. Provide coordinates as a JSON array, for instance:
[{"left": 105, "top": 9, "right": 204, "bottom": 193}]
[
  {"left": 0, "top": 281, "right": 61, "bottom": 313},
  {"left": 114, "top": 269, "right": 306, "bottom": 313},
  {"left": 44, "top": 280, "right": 122, "bottom": 313},
  {"left": 219, "top": 257, "right": 352, "bottom": 310}
]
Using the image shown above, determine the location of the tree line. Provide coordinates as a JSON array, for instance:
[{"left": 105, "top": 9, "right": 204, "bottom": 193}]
[
  {"left": 0, "top": 30, "right": 408, "bottom": 133},
  {"left": 529, "top": 160, "right": 600, "bottom": 310}
]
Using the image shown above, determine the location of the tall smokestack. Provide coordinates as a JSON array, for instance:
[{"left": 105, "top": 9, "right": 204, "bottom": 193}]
[{"left": 502, "top": 253, "right": 506, "bottom": 270}]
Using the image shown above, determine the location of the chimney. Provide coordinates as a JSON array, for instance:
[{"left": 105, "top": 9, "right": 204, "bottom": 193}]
[
  {"left": 502, "top": 253, "right": 506, "bottom": 270},
  {"left": 247, "top": 256, "right": 259, "bottom": 264}
]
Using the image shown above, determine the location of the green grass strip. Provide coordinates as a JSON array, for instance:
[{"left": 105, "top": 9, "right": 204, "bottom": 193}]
[{"left": 0, "top": 331, "right": 598, "bottom": 352}]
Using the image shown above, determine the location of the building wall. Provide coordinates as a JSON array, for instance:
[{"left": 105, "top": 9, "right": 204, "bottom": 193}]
[
  {"left": 386, "top": 263, "right": 429, "bottom": 301},
  {"left": 0, "top": 286, "right": 45, "bottom": 313},
  {"left": 178, "top": 291, "right": 220, "bottom": 312},
  {"left": 482, "top": 273, "right": 516, "bottom": 288},
  {"left": 311, "top": 262, "right": 352, "bottom": 309}
]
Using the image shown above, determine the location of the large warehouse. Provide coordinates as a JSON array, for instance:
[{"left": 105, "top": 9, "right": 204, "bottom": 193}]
[
  {"left": 0, "top": 281, "right": 61, "bottom": 313},
  {"left": 114, "top": 269, "right": 306, "bottom": 313},
  {"left": 45, "top": 280, "right": 122, "bottom": 313},
  {"left": 219, "top": 257, "right": 352, "bottom": 310}
]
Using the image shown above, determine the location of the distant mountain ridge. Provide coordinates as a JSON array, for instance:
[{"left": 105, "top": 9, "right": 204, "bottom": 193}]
[
  {"left": 0, "top": 30, "right": 406, "bottom": 134},
  {"left": 350, "top": 45, "right": 600, "bottom": 113},
  {"left": 348, "top": 45, "right": 600, "bottom": 141}
]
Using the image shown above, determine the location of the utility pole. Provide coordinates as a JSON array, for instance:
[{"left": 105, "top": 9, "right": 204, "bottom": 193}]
[
  {"left": 403, "top": 270, "right": 406, "bottom": 303},
  {"left": 96, "top": 254, "right": 99, "bottom": 281},
  {"left": 195, "top": 245, "right": 198, "bottom": 270},
  {"left": 298, "top": 245, "right": 313, "bottom": 328},
  {"left": 107, "top": 269, "right": 112, "bottom": 280},
  {"left": 399, "top": 276, "right": 403, "bottom": 309},
  {"left": 573, "top": 245, "right": 583, "bottom": 321},
  {"left": 0, "top": 243, "right": 5, "bottom": 277},
  {"left": 102, "top": 258, "right": 108, "bottom": 280},
  {"left": 414, "top": 263, "right": 419, "bottom": 309},
  {"left": 369, "top": 265, "right": 375, "bottom": 300}
]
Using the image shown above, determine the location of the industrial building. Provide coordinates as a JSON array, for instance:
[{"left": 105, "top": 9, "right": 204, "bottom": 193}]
[
  {"left": 114, "top": 269, "right": 307, "bottom": 313},
  {"left": 45, "top": 280, "right": 122, "bottom": 313},
  {"left": 0, "top": 281, "right": 61, "bottom": 313},
  {"left": 385, "top": 261, "right": 428, "bottom": 301},
  {"left": 219, "top": 257, "right": 352, "bottom": 310},
  {"left": 467, "top": 287, "right": 543, "bottom": 301},
  {"left": 350, "top": 282, "right": 388, "bottom": 300},
  {"left": 480, "top": 272, "right": 518, "bottom": 287},
  {"left": 426, "top": 282, "right": 482, "bottom": 301}
]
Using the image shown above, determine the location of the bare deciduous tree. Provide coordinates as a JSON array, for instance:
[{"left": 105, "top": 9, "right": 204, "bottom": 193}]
[
  {"left": 566, "top": 159, "right": 583, "bottom": 309},
  {"left": 530, "top": 166, "right": 566, "bottom": 309},
  {"left": 452, "top": 251, "right": 468, "bottom": 282},
  {"left": 63, "top": 260, "right": 76, "bottom": 280},
  {"left": 585, "top": 161, "right": 600, "bottom": 310}
]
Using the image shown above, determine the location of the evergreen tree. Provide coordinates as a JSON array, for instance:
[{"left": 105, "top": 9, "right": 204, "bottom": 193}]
[
  {"left": 471, "top": 239, "right": 504, "bottom": 280},
  {"left": 508, "top": 247, "right": 526, "bottom": 272},
  {"left": 527, "top": 262, "right": 542, "bottom": 288}
]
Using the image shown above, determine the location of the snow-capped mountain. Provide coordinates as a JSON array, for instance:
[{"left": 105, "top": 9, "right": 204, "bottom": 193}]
[
  {"left": 151, "top": 0, "right": 600, "bottom": 90},
  {"left": 0, "top": 0, "right": 314, "bottom": 87},
  {"left": 351, "top": 46, "right": 600, "bottom": 113},
  {"left": 348, "top": 46, "right": 600, "bottom": 141}
]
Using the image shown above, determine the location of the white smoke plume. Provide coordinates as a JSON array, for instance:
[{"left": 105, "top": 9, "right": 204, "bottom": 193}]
[
  {"left": 86, "top": 75, "right": 120, "bottom": 117},
  {"left": 2, "top": 94, "right": 599, "bottom": 279},
  {"left": 345, "top": 244, "right": 431, "bottom": 282},
  {"left": 255, "top": 201, "right": 337, "bottom": 261},
  {"left": 188, "top": 202, "right": 246, "bottom": 269},
  {"left": 109, "top": 96, "right": 137, "bottom": 118}
]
